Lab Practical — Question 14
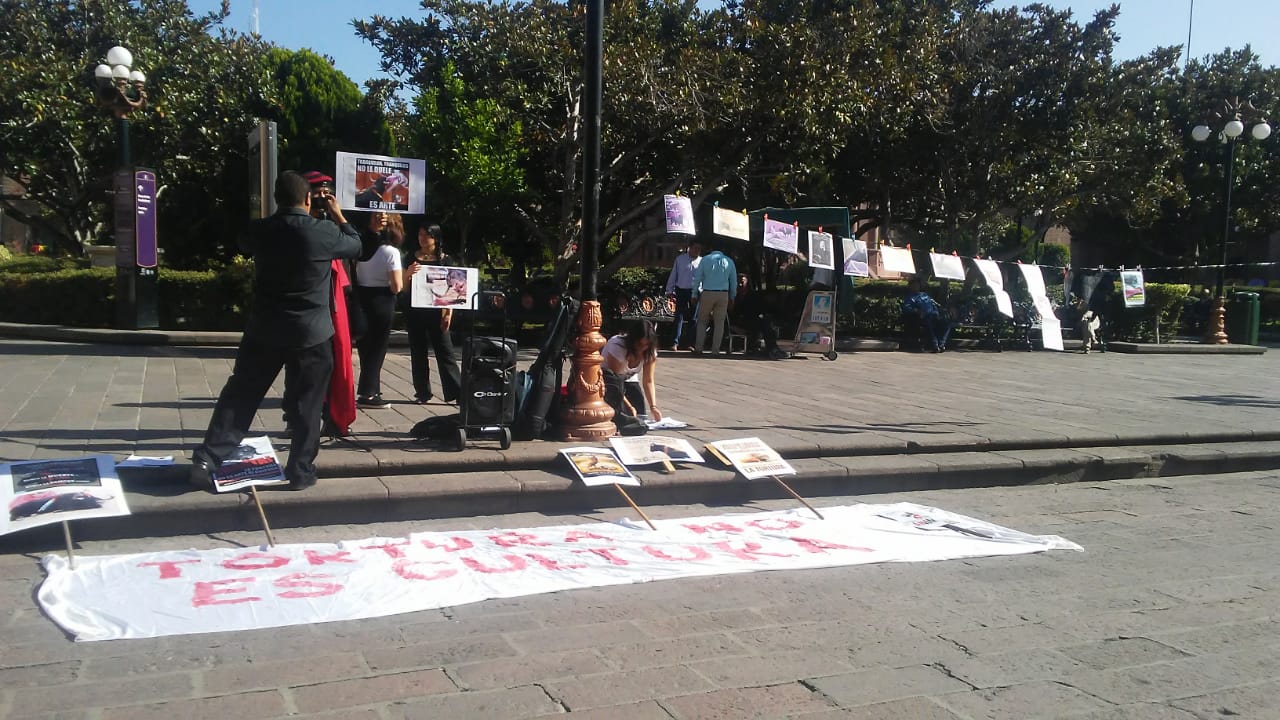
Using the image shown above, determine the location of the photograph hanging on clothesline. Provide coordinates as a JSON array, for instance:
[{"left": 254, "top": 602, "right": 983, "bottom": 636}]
[
  {"left": 842, "top": 237, "right": 869, "bottom": 277},
  {"left": 763, "top": 218, "right": 798, "bottom": 254},
  {"left": 929, "top": 253, "right": 966, "bottom": 281},
  {"left": 664, "top": 195, "right": 696, "bottom": 235},
  {"left": 807, "top": 231, "right": 835, "bottom": 270},
  {"left": 879, "top": 245, "right": 916, "bottom": 275},
  {"left": 712, "top": 206, "right": 749, "bottom": 240},
  {"left": 1121, "top": 270, "right": 1146, "bottom": 307}
]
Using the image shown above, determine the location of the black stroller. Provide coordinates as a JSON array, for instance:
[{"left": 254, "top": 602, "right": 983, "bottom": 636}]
[{"left": 455, "top": 290, "right": 516, "bottom": 450}]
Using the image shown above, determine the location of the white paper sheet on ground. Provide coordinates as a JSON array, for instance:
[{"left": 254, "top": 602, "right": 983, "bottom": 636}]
[
  {"left": 807, "top": 231, "right": 835, "bottom": 270},
  {"left": 842, "top": 238, "right": 869, "bottom": 277},
  {"left": 38, "top": 502, "right": 1081, "bottom": 642},
  {"left": 1, "top": 456, "right": 130, "bottom": 537},
  {"left": 610, "top": 436, "right": 705, "bottom": 466},
  {"left": 664, "top": 194, "right": 696, "bottom": 235},
  {"left": 929, "top": 253, "right": 966, "bottom": 281},
  {"left": 646, "top": 417, "right": 689, "bottom": 430},
  {"left": 116, "top": 455, "right": 175, "bottom": 468},
  {"left": 763, "top": 218, "right": 798, "bottom": 254},
  {"left": 559, "top": 447, "right": 639, "bottom": 487},
  {"left": 712, "top": 206, "right": 749, "bottom": 240},
  {"left": 707, "top": 437, "right": 795, "bottom": 480},
  {"left": 972, "top": 258, "right": 1014, "bottom": 318},
  {"left": 879, "top": 246, "right": 916, "bottom": 274},
  {"left": 210, "top": 436, "right": 289, "bottom": 492}
]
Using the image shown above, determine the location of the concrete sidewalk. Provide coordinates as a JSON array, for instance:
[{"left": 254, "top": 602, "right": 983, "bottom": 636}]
[{"left": 1, "top": 332, "right": 1278, "bottom": 543}]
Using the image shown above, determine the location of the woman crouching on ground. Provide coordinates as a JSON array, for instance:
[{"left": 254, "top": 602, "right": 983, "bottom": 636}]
[{"left": 601, "top": 319, "right": 663, "bottom": 434}]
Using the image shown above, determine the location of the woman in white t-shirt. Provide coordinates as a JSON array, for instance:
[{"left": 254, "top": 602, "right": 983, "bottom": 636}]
[
  {"left": 354, "top": 212, "right": 404, "bottom": 408},
  {"left": 601, "top": 319, "right": 663, "bottom": 433}
]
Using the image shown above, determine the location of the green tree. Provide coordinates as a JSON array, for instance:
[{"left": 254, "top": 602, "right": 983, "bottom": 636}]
[{"left": 0, "top": 0, "right": 275, "bottom": 264}]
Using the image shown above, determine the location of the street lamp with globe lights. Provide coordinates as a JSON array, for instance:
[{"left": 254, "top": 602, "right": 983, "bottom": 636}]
[
  {"left": 1191, "top": 97, "right": 1271, "bottom": 344},
  {"left": 92, "top": 45, "right": 158, "bottom": 329}
]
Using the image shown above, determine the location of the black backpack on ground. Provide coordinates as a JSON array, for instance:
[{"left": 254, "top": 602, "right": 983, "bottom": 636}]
[{"left": 513, "top": 297, "right": 579, "bottom": 440}]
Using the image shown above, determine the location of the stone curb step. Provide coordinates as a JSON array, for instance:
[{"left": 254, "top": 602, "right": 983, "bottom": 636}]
[{"left": 9, "top": 440, "right": 1278, "bottom": 550}]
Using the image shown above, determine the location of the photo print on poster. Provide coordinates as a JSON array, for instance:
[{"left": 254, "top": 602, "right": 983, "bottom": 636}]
[
  {"left": 1, "top": 455, "right": 129, "bottom": 537},
  {"left": 842, "top": 237, "right": 869, "bottom": 277},
  {"left": 763, "top": 218, "right": 798, "bottom": 254},
  {"left": 664, "top": 195, "right": 696, "bottom": 235},
  {"left": 335, "top": 152, "right": 427, "bottom": 214},
  {"left": 807, "top": 231, "right": 835, "bottom": 270}
]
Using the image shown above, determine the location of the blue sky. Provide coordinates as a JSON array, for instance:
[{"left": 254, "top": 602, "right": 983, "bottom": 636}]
[{"left": 190, "top": 0, "right": 1278, "bottom": 88}]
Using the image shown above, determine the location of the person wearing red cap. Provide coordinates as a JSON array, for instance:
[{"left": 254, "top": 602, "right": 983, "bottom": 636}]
[{"left": 191, "top": 171, "right": 361, "bottom": 491}]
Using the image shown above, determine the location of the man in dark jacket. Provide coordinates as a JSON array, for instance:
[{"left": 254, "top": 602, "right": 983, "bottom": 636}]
[{"left": 191, "top": 171, "right": 362, "bottom": 491}]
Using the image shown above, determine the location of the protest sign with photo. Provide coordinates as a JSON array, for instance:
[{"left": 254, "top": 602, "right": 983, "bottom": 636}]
[
  {"left": 712, "top": 206, "right": 749, "bottom": 240},
  {"left": 763, "top": 218, "right": 798, "bottom": 254},
  {"left": 1121, "top": 270, "right": 1146, "bottom": 307},
  {"left": 411, "top": 265, "right": 480, "bottom": 310},
  {"left": 664, "top": 195, "right": 696, "bottom": 235},
  {"left": 560, "top": 448, "right": 639, "bottom": 486},
  {"left": 842, "top": 237, "right": 869, "bottom": 277},
  {"left": 807, "top": 231, "right": 835, "bottom": 270},
  {"left": 1, "top": 456, "right": 129, "bottom": 537},
  {"left": 707, "top": 437, "right": 795, "bottom": 480},
  {"left": 609, "top": 436, "right": 705, "bottom": 467},
  {"left": 210, "top": 436, "right": 288, "bottom": 493},
  {"left": 335, "top": 152, "right": 427, "bottom": 214}
]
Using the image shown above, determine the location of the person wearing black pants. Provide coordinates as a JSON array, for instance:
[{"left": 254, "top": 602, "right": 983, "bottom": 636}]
[
  {"left": 191, "top": 171, "right": 361, "bottom": 491},
  {"left": 402, "top": 223, "right": 462, "bottom": 403},
  {"left": 354, "top": 213, "right": 404, "bottom": 408}
]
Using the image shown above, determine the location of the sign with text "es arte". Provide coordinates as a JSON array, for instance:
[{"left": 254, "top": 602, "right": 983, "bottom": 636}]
[{"left": 113, "top": 169, "right": 157, "bottom": 269}]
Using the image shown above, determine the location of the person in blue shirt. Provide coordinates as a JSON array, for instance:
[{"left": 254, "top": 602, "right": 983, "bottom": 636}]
[
  {"left": 664, "top": 241, "right": 701, "bottom": 350},
  {"left": 692, "top": 242, "right": 738, "bottom": 354},
  {"left": 902, "top": 278, "right": 952, "bottom": 353}
]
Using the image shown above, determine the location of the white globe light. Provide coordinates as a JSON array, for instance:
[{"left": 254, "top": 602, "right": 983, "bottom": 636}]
[
  {"left": 111, "top": 64, "right": 130, "bottom": 80},
  {"left": 1252, "top": 122, "right": 1272, "bottom": 141},
  {"left": 94, "top": 64, "right": 112, "bottom": 80},
  {"left": 1191, "top": 125, "right": 1212, "bottom": 142},
  {"left": 106, "top": 46, "right": 132, "bottom": 68},
  {"left": 129, "top": 70, "right": 146, "bottom": 84},
  {"left": 1224, "top": 119, "right": 1245, "bottom": 138}
]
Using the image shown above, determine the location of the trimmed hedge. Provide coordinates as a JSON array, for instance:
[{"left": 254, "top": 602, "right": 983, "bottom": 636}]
[{"left": 1105, "top": 282, "right": 1189, "bottom": 342}]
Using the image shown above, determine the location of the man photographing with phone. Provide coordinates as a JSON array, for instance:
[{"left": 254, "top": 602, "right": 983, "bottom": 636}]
[{"left": 190, "top": 171, "right": 362, "bottom": 491}]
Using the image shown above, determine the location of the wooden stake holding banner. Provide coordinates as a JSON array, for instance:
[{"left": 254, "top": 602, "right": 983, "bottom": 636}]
[
  {"left": 249, "top": 486, "right": 277, "bottom": 547},
  {"left": 62, "top": 521, "right": 77, "bottom": 570},
  {"left": 704, "top": 439, "right": 823, "bottom": 521},
  {"left": 613, "top": 484, "right": 657, "bottom": 530},
  {"left": 560, "top": 447, "right": 658, "bottom": 531}
]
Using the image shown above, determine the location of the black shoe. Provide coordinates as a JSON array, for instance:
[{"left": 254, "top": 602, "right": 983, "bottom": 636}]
[
  {"left": 288, "top": 476, "right": 317, "bottom": 491},
  {"left": 414, "top": 395, "right": 433, "bottom": 405},
  {"left": 189, "top": 455, "right": 216, "bottom": 491},
  {"left": 358, "top": 394, "right": 390, "bottom": 409}
]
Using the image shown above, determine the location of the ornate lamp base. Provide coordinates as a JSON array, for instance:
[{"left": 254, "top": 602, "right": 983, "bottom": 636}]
[
  {"left": 1201, "top": 298, "right": 1229, "bottom": 344},
  {"left": 559, "top": 300, "right": 616, "bottom": 441}
]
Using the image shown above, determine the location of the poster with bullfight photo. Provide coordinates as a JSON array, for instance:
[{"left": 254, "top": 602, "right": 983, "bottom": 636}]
[
  {"left": 1, "top": 456, "right": 129, "bottom": 536},
  {"left": 335, "top": 152, "right": 427, "bottom": 214}
]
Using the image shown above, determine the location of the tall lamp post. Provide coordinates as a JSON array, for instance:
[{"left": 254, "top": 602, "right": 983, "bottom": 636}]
[
  {"left": 93, "top": 45, "right": 159, "bottom": 330},
  {"left": 1191, "top": 97, "right": 1271, "bottom": 344},
  {"left": 558, "top": 0, "right": 616, "bottom": 441}
]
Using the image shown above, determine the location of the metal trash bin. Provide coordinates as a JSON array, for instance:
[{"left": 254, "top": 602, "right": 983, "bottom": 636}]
[{"left": 1226, "top": 292, "right": 1260, "bottom": 345}]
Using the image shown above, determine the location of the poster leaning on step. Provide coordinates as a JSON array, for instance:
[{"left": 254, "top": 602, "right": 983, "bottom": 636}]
[
  {"left": 1, "top": 456, "right": 129, "bottom": 537},
  {"left": 706, "top": 437, "right": 795, "bottom": 480}
]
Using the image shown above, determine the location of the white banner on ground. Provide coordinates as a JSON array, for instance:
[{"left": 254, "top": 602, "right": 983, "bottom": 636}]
[
  {"left": 879, "top": 246, "right": 916, "bottom": 275},
  {"left": 973, "top": 259, "right": 1014, "bottom": 318},
  {"left": 211, "top": 436, "right": 287, "bottom": 492},
  {"left": 2, "top": 456, "right": 129, "bottom": 537},
  {"left": 664, "top": 195, "right": 696, "bottom": 235},
  {"left": 712, "top": 206, "right": 749, "bottom": 240},
  {"left": 335, "top": 152, "right": 426, "bottom": 214},
  {"left": 1017, "top": 263, "right": 1063, "bottom": 351},
  {"left": 39, "top": 503, "right": 1081, "bottom": 642},
  {"left": 929, "top": 253, "right": 966, "bottom": 281}
]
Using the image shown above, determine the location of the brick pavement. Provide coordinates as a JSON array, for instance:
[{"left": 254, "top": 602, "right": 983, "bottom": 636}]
[{"left": 2, "top": 471, "right": 1278, "bottom": 718}]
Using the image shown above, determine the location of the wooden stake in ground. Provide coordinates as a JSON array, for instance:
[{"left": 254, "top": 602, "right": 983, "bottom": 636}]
[
  {"left": 61, "top": 521, "right": 76, "bottom": 570},
  {"left": 613, "top": 484, "right": 657, "bottom": 530},
  {"left": 249, "top": 486, "right": 277, "bottom": 547},
  {"left": 704, "top": 444, "right": 823, "bottom": 520},
  {"left": 659, "top": 459, "right": 676, "bottom": 474}
]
